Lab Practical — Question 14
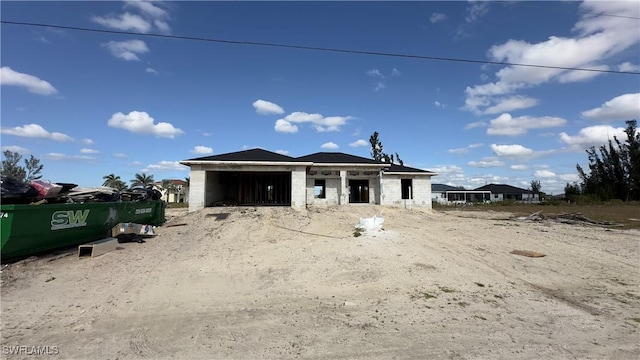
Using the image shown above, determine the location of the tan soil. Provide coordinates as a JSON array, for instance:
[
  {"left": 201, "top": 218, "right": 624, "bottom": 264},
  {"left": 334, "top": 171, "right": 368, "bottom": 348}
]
[{"left": 1, "top": 206, "right": 639, "bottom": 359}]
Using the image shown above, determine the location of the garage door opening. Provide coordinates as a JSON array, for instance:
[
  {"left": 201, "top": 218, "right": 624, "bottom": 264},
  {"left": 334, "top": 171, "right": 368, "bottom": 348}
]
[{"left": 217, "top": 172, "right": 291, "bottom": 206}]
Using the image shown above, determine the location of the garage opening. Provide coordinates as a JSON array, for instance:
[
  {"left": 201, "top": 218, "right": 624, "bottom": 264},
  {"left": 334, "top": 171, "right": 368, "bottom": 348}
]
[
  {"left": 349, "top": 179, "right": 369, "bottom": 203},
  {"left": 217, "top": 172, "right": 291, "bottom": 206}
]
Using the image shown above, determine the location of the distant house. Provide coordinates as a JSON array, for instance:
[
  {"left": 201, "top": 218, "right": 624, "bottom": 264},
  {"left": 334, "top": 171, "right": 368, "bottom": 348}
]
[
  {"left": 474, "top": 183, "right": 539, "bottom": 202},
  {"left": 156, "top": 179, "right": 189, "bottom": 203},
  {"left": 431, "top": 184, "right": 491, "bottom": 204},
  {"left": 179, "top": 149, "right": 437, "bottom": 211}
]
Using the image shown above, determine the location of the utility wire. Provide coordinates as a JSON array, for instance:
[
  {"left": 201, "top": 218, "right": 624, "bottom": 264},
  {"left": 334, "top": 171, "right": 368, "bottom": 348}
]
[{"left": 2, "top": 20, "right": 639, "bottom": 76}]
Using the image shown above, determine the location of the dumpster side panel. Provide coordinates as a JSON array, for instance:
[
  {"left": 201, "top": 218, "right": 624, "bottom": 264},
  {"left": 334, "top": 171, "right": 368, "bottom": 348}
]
[{"left": 1, "top": 201, "right": 165, "bottom": 260}]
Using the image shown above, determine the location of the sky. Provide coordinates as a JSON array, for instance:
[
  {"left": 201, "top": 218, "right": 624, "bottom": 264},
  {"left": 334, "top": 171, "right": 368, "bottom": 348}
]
[{"left": 1, "top": 0, "right": 639, "bottom": 194}]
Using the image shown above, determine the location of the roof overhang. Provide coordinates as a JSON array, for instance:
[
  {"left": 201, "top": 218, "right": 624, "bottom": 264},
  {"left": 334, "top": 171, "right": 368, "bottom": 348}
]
[
  {"left": 384, "top": 171, "right": 437, "bottom": 176},
  {"left": 309, "top": 163, "right": 391, "bottom": 168}
]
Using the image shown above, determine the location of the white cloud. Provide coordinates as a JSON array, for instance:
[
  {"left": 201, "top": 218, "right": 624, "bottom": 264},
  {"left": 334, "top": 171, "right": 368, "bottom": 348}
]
[
  {"left": 91, "top": 12, "right": 152, "bottom": 33},
  {"left": 253, "top": 99, "right": 285, "bottom": 115},
  {"left": 391, "top": 68, "right": 401, "bottom": 76},
  {"left": 366, "top": 69, "right": 384, "bottom": 78},
  {"left": 349, "top": 139, "right": 368, "bottom": 147},
  {"left": 146, "top": 67, "right": 158, "bottom": 74},
  {"left": 107, "top": 111, "right": 184, "bottom": 138},
  {"left": 463, "top": 0, "right": 640, "bottom": 114},
  {"left": 1, "top": 145, "right": 29, "bottom": 154},
  {"left": 0, "top": 123, "right": 73, "bottom": 142},
  {"left": 0, "top": 67, "right": 58, "bottom": 95},
  {"left": 81, "top": 138, "right": 94, "bottom": 145},
  {"left": 490, "top": 144, "right": 535, "bottom": 158},
  {"left": 275, "top": 149, "right": 289, "bottom": 155},
  {"left": 467, "top": 158, "right": 505, "bottom": 168},
  {"left": 321, "top": 142, "right": 339, "bottom": 150},
  {"left": 581, "top": 93, "right": 640, "bottom": 121},
  {"left": 102, "top": 40, "right": 149, "bottom": 61},
  {"left": 448, "top": 143, "right": 483, "bottom": 154},
  {"left": 534, "top": 170, "right": 556, "bottom": 178},
  {"left": 618, "top": 62, "right": 640, "bottom": 72},
  {"left": 124, "top": 0, "right": 169, "bottom": 20},
  {"left": 191, "top": 146, "right": 213, "bottom": 155},
  {"left": 430, "top": 12, "right": 448, "bottom": 23},
  {"left": 275, "top": 112, "right": 353, "bottom": 133},
  {"left": 559, "top": 125, "right": 628, "bottom": 149},
  {"left": 44, "top": 153, "right": 95, "bottom": 162},
  {"left": 274, "top": 119, "right": 298, "bottom": 133},
  {"left": 487, "top": 113, "right": 567, "bottom": 136},
  {"left": 465, "top": 1, "right": 490, "bottom": 24},
  {"left": 483, "top": 96, "right": 539, "bottom": 114},
  {"left": 142, "top": 161, "right": 188, "bottom": 172},
  {"left": 510, "top": 164, "right": 529, "bottom": 170},
  {"left": 559, "top": 173, "right": 579, "bottom": 182},
  {"left": 464, "top": 121, "right": 487, "bottom": 130},
  {"left": 114, "top": 153, "right": 128, "bottom": 158},
  {"left": 80, "top": 148, "right": 99, "bottom": 154},
  {"left": 434, "top": 101, "right": 447, "bottom": 108},
  {"left": 373, "top": 82, "right": 386, "bottom": 92}
]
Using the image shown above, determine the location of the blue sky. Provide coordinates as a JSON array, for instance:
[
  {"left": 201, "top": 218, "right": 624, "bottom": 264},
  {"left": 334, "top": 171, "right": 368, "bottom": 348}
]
[{"left": 1, "top": 0, "right": 639, "bottom": 194}]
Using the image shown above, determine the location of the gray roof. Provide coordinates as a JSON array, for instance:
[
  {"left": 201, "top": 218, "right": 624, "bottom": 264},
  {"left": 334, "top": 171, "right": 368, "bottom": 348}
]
[
  {"left": 432, "top": 184, "right": 463, "bottom": 192},
  {"left": 295, "top": 152, "right": 384, "bottom": 165},
  {"left": 387, "top": 163, "right": 433, "bottom": 173},
  {"left": 185, "top": 148, "right": 297, "bottom": 162},
  {"left": 474, "top": 183, "right": 534, "bottom": 194}
]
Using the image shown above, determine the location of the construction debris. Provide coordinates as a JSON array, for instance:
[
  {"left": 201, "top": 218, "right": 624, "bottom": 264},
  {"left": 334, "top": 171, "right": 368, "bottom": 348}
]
[
  {"left": 553, "top": 212, "right": 623, "bottom": 227},
  {"left": 510, "top": 250, "right": 546, "bottom": 258},
  {"left": 514, "top": 210, "right": 623, "bottom": 228}
]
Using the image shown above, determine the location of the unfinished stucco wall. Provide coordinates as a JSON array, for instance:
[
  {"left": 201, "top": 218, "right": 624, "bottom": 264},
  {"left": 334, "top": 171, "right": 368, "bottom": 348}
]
[
  {"left": 413, "top": 177, "right": 432, "bottom": 209},
  {"left": 188, "top": 169, "right": 206, "bottom": 212},
  {"left": 205, "top": 172, "right": 223, "bottom": 206},
  {"left": 291, "top": 167, "right": 307, "bottom": 209}
]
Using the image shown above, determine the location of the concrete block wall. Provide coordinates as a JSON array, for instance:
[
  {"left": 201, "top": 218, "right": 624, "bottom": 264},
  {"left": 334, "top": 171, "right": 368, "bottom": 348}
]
[
  {"left": 188, "top": 170, "right": 206, "bottom": 212},
  {"left": 291, "top": 167, "right": 307, "bottom": 209},
  {"left": 306, "top": 177, "right": 341, "bottom": 205},
  {"left": 381, "top": 176, "right": 433, "bottom": 209}
]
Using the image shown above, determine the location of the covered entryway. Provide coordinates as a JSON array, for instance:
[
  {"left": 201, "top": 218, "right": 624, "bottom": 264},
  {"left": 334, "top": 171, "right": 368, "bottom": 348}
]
[{"left": 349, "top": 179, "right": 369, "bottom": 203}]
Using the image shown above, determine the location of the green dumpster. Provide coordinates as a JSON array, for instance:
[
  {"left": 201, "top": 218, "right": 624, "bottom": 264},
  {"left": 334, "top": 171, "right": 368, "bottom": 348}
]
[{"left": 1, "top": 200, "right": 166, "bottom": 261}]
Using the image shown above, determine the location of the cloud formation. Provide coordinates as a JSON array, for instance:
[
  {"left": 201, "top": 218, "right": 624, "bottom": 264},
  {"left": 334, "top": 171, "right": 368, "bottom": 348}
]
[
  {"left": 253, "top": 99, "right": 285, "bottom": 115},
  {"left": 490, "top": 144, "right": 535, "bottom": 158},
  {"left": 487, "top": 113, "right": 567, "bottom": 136},
  {"left": 0, "top": 123, "right": 73, "bottom": 142},
  {"left": 92, "top": 1, "right": 171, "bottom": 34},
  {"left": 274, "top": 112, "right": 353, "bottom": 133},
  {"left": 463, "top": 1, "right": 640, "bottom": 115},
  {"left": 559, "top": 125, "right": 628, "bottom": 149},
  {"left": 142, "top": 161, "right": 189, "bottom": 173},
  {"left": 107, "top": 111, "right": 184, "bottom": 138},
  {"left": 448, "top": 143, "right": 483, "bottom": 154},
  {"left": 191, "top": 146, "right": 213, "bottom": 155},
  {"left": 0, "top": 67, "right": 58, "bottom": 95},
  {"left": 349, "top": 139, "right": 368, "bottom": 147},
  {"left": 321, "top": 142, "right": 339, "bottom": 150},
  {"left": 581, "top": 93, "right": 640, "bottom": 121},
  {"left": 102, "top": 40, "right": 149, "bottom": 61},
  {"left": 430, "top": 12, "right": 448, "bottom": 23}
]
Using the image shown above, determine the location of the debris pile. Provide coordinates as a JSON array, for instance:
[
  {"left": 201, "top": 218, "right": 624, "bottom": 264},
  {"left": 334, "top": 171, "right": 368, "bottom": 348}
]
[
  {"left": 514, "top": 210, "right": 622, "bottom": 227},
  {"left": 1, "top": 175, "right": 162, "bottom": 205}
]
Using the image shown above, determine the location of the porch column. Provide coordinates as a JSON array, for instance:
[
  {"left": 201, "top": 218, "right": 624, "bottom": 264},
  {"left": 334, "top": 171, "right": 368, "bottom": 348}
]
[
  {"left": 339, "top": 170, "right": 348, "bottom": 205},
  {"left": 188, "top": 170, "right": 206, "bottom": 212}
]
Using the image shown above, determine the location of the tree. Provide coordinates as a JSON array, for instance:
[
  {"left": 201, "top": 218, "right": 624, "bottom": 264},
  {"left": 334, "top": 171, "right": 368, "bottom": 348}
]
[
  {"left": 130, "top": 173, "right": 155, "bottom": 187},
  {"left": 369, "top": 131, "right": 403, "bottom": 165},
  {"left": 102, "top": 174, "right": 127, "bottom": 190},
  {"left": 564, "top": 182, "right": 581, "bottom": 202},
  {"left": 530, "top": 180, "right": 541, "bottom": 193},
  {"left": 577, "top": 119, "right": 639, "bottom": 201},
  {"left": 161, "top": 179, "right": 176, "bottom": 202},
  {"left": 1, "top": 150, "right": 43, "bottom": 182}
]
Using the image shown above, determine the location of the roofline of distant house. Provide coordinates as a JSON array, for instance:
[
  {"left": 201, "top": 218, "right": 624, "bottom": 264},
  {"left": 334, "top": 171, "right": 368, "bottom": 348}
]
[
  {"left": 385, "top": 171, "right": 437, "bottom": 175},
  {"left": 309, "top": 163, "right": 391, "bottom": 168}
]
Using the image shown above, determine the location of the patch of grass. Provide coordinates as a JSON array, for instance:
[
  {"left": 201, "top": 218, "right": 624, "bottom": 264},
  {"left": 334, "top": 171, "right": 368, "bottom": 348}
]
[
  {"left": 410, "top": 291, "right": 437, "bottom": 301},
  {"left": 353, "top": 229, "right": 362, "bottom": 237},
  {"left": 629, "top": 318, "right": 640, "bottom": 323}
]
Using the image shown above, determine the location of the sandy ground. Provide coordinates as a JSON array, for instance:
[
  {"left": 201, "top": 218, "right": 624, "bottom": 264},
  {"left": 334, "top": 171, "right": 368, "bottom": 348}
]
[{"left": 1, "top": 205, "right": 639, "bottom": 359}]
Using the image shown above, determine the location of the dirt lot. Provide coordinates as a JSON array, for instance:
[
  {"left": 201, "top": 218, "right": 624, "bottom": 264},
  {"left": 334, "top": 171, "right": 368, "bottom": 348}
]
[{"left": 1, "top": 206, "right": 639, "bottom": 359}]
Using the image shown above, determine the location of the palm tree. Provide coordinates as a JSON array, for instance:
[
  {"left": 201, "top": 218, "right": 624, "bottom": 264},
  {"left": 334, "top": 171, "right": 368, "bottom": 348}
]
[
  {"left": 130, "top": 173, "right": 155, "bottom": 187},
  {"left": 102, "top": 174, "right": 127, "bottom": 190}
]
